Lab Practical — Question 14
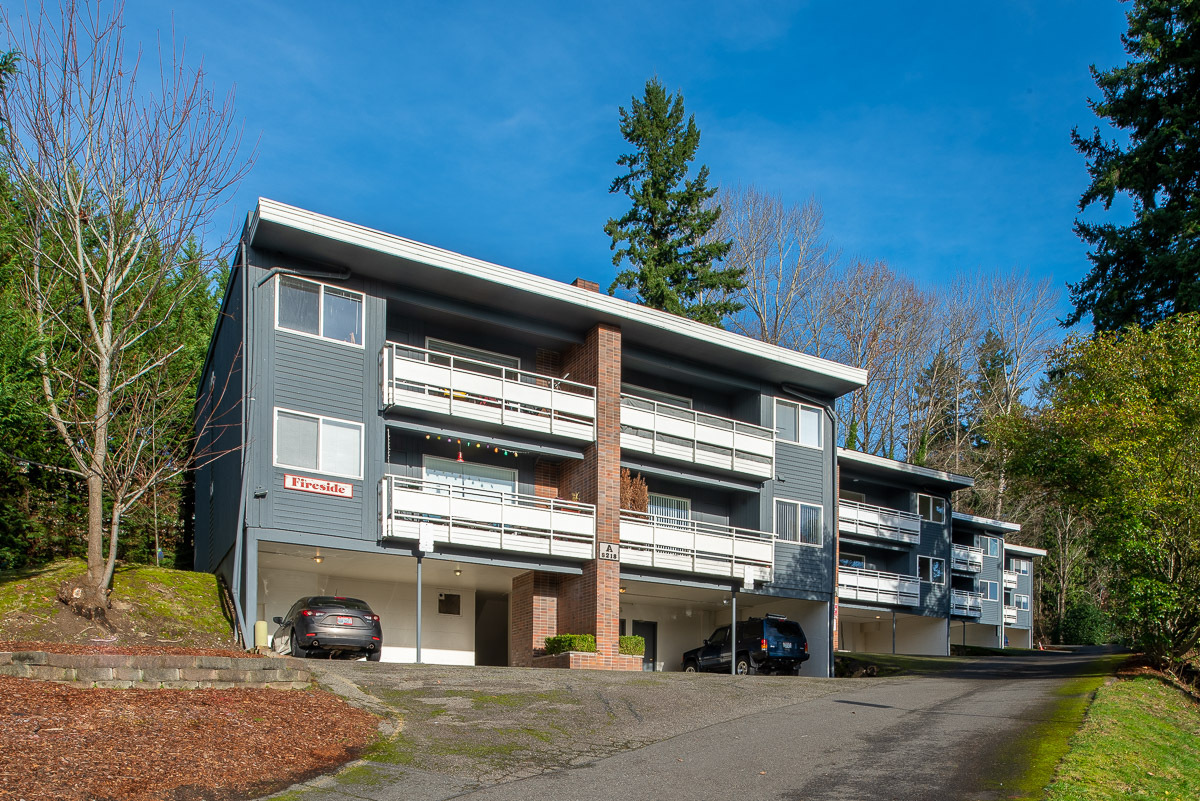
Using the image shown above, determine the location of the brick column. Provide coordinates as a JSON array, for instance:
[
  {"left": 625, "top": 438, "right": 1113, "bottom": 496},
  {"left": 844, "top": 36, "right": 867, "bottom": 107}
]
[
  {"left": 510, "top": 572, "right": 560, "bottom": 667},
  {"left": 556, "top": 323, "right": 623, "bottom": 666}
]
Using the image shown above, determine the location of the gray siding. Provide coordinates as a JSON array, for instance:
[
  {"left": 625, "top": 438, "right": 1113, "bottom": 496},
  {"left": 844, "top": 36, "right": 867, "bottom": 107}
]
[
  {"left": 765, "top": 414, "right": 834, "bottom": 597},
  {"left": 917, "top": 517, "right": 950, "bottom": 617}
]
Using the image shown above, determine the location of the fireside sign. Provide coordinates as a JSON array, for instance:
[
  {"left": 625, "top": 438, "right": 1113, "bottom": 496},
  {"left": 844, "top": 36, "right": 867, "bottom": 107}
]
[{"left": 283, "top": 474, "right": 354, "bottom": 498}]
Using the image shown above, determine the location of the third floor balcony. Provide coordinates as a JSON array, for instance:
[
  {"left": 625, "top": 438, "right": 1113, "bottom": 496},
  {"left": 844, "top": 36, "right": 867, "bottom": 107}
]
[
  {"left": 838, "top": 499, "right": 920, "bottom": 545},
  {"left": 619, "top": 510, "right": 774, "bottom": 586},
  {"left": 381, "top": 343, "right": 596, "bottom": 442},
  {"left": 837, "top": 566, "right": 920, "bottom": 607},
  {"left": 619, "top": 394, "right": 774, "bottom": 479},
  {"left": 951, "top": 544, "right": 984, "bottom": 573}
]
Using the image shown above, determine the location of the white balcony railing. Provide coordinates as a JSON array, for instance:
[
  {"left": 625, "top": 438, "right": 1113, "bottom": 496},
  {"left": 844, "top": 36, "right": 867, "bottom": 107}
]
[
  {"left": 951, "top": 544, "right": 985, "bottom": 573},
  {"left": 619, "top": 394, "right": 774, "bottom": 478},
  {"left": 1003, "top": 607, "right": 1019, "bottom": 625},
  {"left": 837, "top": 566, "right": 920, "bottom": 607},
  {"left": 380, "top": 475, "right": 595, "bottom": 560},
  {"left": 619, "top": 511, "right": 774, "bottom": 585},
  {"left": 1003, "top": 570, "right": 1020, "bottom": 588},
  {"left": 381, "top": 343, "right": 597, "bottom": 441},
  {"left": 951, "top": 589, "right": 984, "bottom": 617},
  {"left": 838, "top": 500, "right": 920, "bottom": 544}
]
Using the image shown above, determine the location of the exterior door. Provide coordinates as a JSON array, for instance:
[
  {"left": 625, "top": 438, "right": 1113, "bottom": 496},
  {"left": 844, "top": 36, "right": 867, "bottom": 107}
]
[{"left": 632, "top": 620, "right": 657, "bottom": 672}]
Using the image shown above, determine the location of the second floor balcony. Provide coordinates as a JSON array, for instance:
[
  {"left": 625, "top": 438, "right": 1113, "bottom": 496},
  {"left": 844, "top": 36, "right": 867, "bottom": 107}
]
[
  {"left": 837, "top": 566, "right": 920, "bottom": 607},
  {"left": 380, "top": 475, "right": 595, "bottom": 561},
  {"left": 1003, "top": 570, "right": 1020, "bottom": 588},
  {"left": 619, "top": 510, "right": 774, "bottom": 585},
  {"left": 951, "top": 544, "right": 984, "bottom": 573},
  {"left": 1004, "top": 607, "right": 1019, "bottom": 625},
  {"left": 951, "top": 589, "right": 983, "bottom": 617},
  {"left": 381, "top": 343, "right": 597, "bottom": 442},
  {"left": 619, "top": 394, "right": 774, "bottom": 479},
  {"left": 838, "top": 500, "right": 920, "bottom": 545}
]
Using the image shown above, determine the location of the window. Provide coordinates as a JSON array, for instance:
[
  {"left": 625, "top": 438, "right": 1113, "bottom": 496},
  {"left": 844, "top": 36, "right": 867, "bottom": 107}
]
[
  {"left": 776, "top": 499, "right": 822, "bottom": 546},
  {"left": 840, "top": 489, "right": 867, "bottom": 503},
  {"left": 774, "top": 399, "right": 822, "bottom": 448},
  {"left": 276, "top": 276, "right": 364, "bottom": 345},
  {"left": 1015, "top": 594, "right": 1030, "bottom": 611},
  {"left": 438, "top": 593, "right": 462, "bottom": 616},
  {"left": 976, "top": 536, "right": 1001, "bottom": 558},
  {"left": 649, "top": 493, "right": 691, "bottom": 526},
  {"left": 1007, "top": 557, "right": 1031, "bottom": 575},
  {"left": 839, "top": 552, "right": 866, "bottom": 569},
  {"left": 622, "top": 383, "right": 692, "bottom": 409},
  {"left": 424, "top": 456, "right": 517, "bottom": 496},
  {"left": 426, "top": 338, "right": 520, "bottom": 370},
  {"left": 917, "top": 493, "right": 946, "bottom": 524},
  {"left": 979, "top": 580, "right": 999, "bottom": 602},
  {"left": 918, "top": 556, "right": 945, "bottom": 584},
  {"left": 274, "top": 409, "right": 363, "bottom": 478}
]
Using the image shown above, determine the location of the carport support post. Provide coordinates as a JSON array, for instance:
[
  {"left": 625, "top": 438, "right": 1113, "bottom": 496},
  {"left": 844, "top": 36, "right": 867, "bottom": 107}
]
[
  {"left": 415, "top": 552, "right": 424, "bottom": 664},
  {"left": 730, "top": 590, "right": 737, "bottom": 675},
  {"left": 891, "top": 610, "right": 896, "bottom": 654}
]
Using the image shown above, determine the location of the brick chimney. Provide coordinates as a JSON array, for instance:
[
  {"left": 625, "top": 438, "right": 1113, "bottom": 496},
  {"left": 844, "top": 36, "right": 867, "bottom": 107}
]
[{"left": 571, "top": 278, "right": 600, "bottom": 293}]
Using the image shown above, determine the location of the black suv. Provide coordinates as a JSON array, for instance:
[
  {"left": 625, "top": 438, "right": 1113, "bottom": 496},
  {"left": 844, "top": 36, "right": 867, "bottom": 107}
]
[
  {"left": 681, "top": 614, "right": 809, "bottom": 675},
  {"left": 272, "top": 596, "right": 384, "bottom": 660}
]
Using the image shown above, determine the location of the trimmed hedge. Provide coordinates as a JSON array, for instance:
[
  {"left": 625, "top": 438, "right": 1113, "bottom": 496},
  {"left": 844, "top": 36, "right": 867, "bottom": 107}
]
[
  {"left": 618, "top": 635, "right": 645, "bottom": 656},
  {"left": 544, "top": 634, "right": 596, "bottom": 655}
]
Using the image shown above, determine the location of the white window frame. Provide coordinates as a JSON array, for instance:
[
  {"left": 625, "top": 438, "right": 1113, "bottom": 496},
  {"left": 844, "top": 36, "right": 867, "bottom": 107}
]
[
  {"left": 622, "top": 383, "right": 692, "bottom": 409},
  {"left": 422, "top": 455, "right": 518, "bottom": 496},
  {"left": 426, "top": 337, "right": 520, "bottom": 369},
  {"left": 976, "top": 535, "right": 1001, "bottom": 558},
  {"left": 918, "top": 555, "right": 946, "bottom": 585},
  {"left": 775, "top": 499, "right": 823, "bottom": 547},
  {"left": 839, "top": 552, "right": 867, "bottom": 569},
  {"left": 1008, "top": 557, "right": 1031, "bottom": 575},
  {"left": 1015, "top": 594, "right": 1031, "bottom": 611},
  {"left": 274, "top": 275, "right": 365, "bottom": 348},
  {"left": 648, "top": 492, "right": 691, "bottom": 524},
  {"left": 273, "top": 407, "right": 364, "bottom": 479},
  {"left": 917, "top": 493, "right": 947, "bottom": 524},
  {"left": 773, "top": 398, "right": 823, "bottom": 449},
  {"left": 979, "top": 580, "right": 999, "bottom": 602}
]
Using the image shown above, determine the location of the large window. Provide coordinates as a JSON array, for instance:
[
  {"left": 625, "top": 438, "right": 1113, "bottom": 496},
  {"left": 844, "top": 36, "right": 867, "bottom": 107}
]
[
  {"left": 424, "top": 456, "right": 517, "bottom": 497},
  {"left": 648, "top": 493, "right": 691, "bottom": 526},
  {"left": 274, "top": 409, "right": 363, "bottom": 478},
  {"left": 980, "top": 580, "right": 999, "bottom": 602},
  {"left": 1007, "top": 557, "right": 1031, "bottom": 575},
  {"left": 918, "top": 555, "right": 945, "bottom": 585},
  {"left": 276, "top": 276, "right": 364, "bottom": 345},
  {"left": 774, "top": 399, "right": 822, "bottom": 448},
  {"left": 622, "top": 383, "right": 692, "bottom": 409},
  {"left": 976, "top": 535, "right": 1001, "bottom": 558},
  {"left": 839, "top": 552, "right": 866, "bottom": 569},
  {"left": 426, "top": 338, "right": 520, "bottom": 371},
  {"left": 917, "top": 493, "right": 947, "bottom": 524},
  {"left": 776, "top": 499, "right": 822, "bottom": 546}
]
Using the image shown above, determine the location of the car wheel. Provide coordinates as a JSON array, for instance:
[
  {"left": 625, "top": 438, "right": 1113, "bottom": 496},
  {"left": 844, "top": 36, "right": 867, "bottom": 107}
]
[
  {"left": 791, "top": 664, "right": 803, "bottom": 676},
  {"left": 289, "top": 630, "right": 310, "bottom": 659},
  {"left": 682, "top": 661, "right": 698, "bottom": 673},
  {"left": 735, "top": 654, "right": 756, "bottom": 675},
  {"left": 366, "top": 649, "right": 382, "bottom": 662}
]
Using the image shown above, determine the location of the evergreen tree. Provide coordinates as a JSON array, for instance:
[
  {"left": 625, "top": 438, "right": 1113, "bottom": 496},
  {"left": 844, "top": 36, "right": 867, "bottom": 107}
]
[
  {"left": 605, "top": 78, "right": 741, "bottom": 326},
  {"left": 1068, "top": 1, "right": 1200, "bottom": 330}
]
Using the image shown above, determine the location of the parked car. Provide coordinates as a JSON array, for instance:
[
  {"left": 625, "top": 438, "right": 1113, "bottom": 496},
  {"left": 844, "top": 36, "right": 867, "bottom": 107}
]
[
  {"left": 271, "top": 596, "right": 383, "bottom": 660},
  {"left": 681, "top": 614, "right": 809, "bottom": 675}
]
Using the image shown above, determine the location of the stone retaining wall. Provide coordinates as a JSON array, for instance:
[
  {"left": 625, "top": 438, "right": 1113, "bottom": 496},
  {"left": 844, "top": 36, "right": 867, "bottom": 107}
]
[{"left": 0, "top": 651, "right": 313, "bottom": 690}]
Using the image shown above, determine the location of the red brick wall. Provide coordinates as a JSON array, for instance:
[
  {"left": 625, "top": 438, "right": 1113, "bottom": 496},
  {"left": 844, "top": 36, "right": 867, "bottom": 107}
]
[
  {"left": 535, "top": 348, "right": 561, "bottom": 379},
  {"left": 510, "top": 572, "right": 561, "bottom": 667},
  {"left": 534, "top": 461, "right": 560, "bottom": 499}
]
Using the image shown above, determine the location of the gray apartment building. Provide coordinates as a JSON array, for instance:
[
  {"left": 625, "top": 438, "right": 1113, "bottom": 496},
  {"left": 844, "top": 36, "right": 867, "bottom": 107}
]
[{"left": 194, "top": 199, "right": 1041, "bottom": 673}]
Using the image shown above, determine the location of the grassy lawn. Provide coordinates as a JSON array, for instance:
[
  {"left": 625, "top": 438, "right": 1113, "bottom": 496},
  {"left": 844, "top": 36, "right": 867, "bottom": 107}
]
[
  {"left": 835, "top": 651, "right": 976, "bottom": 676},
  {"left": 1044, "top": 673, "right": 1200, "bottom": 800}
]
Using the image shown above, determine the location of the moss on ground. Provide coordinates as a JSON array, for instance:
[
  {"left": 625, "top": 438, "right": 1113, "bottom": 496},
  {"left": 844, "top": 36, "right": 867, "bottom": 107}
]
[
  {"left": 1044, "top": 673, "right": 1200, "bottom": 800},
  {"left": 0, "top": 558, "right": 87, "bottom": 619},
  {"left": 110, "top": 563, "right": 232, "bottom": 640}
]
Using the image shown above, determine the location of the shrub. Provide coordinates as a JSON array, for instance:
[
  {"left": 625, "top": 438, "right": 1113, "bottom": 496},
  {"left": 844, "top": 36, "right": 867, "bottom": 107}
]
[
  {"left": 544, "top": 634, "right": 596, "bottom": 655},
  {"left": 1056, "top": 600, "right": 1112, "bottom": 646},
  {"left": 618, "top": 635, "right": 645, "bottom": 656}
]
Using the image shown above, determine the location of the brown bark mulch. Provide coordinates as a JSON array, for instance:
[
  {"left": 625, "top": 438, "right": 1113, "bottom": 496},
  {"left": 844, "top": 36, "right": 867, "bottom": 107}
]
[{"left": 0, "top": 674, "right": 379, "bottom": 801}]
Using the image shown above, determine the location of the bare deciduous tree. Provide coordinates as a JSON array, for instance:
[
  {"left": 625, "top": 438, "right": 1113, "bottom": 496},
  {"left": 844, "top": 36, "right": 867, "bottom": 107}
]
[{"left": 0, "top": 0, "right": 251, "bottom": 617}]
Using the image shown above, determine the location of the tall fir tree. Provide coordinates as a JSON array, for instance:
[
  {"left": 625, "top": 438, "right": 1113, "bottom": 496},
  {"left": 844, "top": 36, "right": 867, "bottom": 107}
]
[
  {"left": 604, "top": 78, "right": 742, "bottom": 326},
  {"left": 1068, "top": 0, "right": 1200, "bottom": 330}
]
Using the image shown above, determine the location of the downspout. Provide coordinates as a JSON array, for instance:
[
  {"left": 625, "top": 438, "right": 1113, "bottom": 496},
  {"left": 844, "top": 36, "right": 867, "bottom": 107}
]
[
  {"left": 829, "top": 411, "right": 838, "bottom": 678},
  {"left": 255, "top": 264, "right": 351, "bottom": 288}
]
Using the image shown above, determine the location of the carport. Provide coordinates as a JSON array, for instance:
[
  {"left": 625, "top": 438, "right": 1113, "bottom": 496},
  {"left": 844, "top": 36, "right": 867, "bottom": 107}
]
[
  {"left": 951, "top": 619, "right": 1004, "bottom": 649},
  {"left": 256, "top": 541, "right": 523, "bottom": 665},
  {"left": 838, "top": 604, "right": 949, "bottom": 655},
  {"left": 618, "top": 577, "right": 831, "bottom": 676}
]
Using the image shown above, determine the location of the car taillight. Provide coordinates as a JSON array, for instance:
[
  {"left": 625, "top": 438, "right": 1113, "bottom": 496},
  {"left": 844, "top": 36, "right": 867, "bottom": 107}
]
[
  {"left": 804, "top": 642, "right": 809, "bottom": 653},
  {"left": 300, "top": 609, "right": 325, "bottom": 618},
  {"left": 761, "top": 638, "right": 768, "bottom": 651},
  {"left": 367, "top": 614, "right": 380, "bottom": 622}
]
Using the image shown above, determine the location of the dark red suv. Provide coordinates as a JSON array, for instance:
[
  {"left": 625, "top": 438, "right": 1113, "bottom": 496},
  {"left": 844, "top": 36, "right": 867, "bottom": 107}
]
[{"left": 272, "top": 596, "right": 383, "bottom": 660}]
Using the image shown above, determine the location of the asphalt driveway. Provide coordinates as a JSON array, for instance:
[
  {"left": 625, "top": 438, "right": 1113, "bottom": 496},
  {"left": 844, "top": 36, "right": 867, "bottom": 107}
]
[{"left": 267, "top": 649, "right": 1116, "bottom": 801}]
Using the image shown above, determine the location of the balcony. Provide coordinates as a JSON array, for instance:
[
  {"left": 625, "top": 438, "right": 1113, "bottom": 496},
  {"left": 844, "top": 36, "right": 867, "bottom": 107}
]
[
  {"left": 381, "top": 343, "right": 597, "bottom": 442},
  {"left": 619, "top": 394, "right": 774, "bottom": 479},
  {"left": 951, "top": 544, "right": 984, "bottom": 573},
  {"left": 619, "top": 511, "right": 774, "bottom": 585},
  {"left": 1003, "top": 570, "right": 1019, "bottom": 588},
  {"left": 838, "top": 500, "right": 920, "bottom": 544},
  {"left": 951, "top": 589, "right": 983, "bottom": 617},
  {"left": 1004, "top": 607, "right": 1019, "bottom": 625},
  {"left": 380, "top": 475, "right": 595, "bottom": 560},
  {"left": 837, "top": 567, "right": 920, "bottom": 607}
]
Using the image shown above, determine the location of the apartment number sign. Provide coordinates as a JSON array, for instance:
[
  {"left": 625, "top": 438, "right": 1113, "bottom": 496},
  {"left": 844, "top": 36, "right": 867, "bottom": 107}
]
[
  {"left": 284, "top": 474, "right": 354, "bottom": 498},
  {"left": 598, "top": 543, "right": 620, "bottom": 562}
]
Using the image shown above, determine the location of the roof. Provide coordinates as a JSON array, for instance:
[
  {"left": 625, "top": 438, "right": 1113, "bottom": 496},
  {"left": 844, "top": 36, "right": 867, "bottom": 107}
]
[
  {"left": 837, "top": 448, "right": 974, "bottom": 492},
  {"left": 1004, "top": 543, "right": 1047, "bottom": 558},
  {"left": 951, "top": 510, "right": 1021, "bottom": 534},
  {"left": 246, "top": 199, "right": 868, "bottom": 398}
]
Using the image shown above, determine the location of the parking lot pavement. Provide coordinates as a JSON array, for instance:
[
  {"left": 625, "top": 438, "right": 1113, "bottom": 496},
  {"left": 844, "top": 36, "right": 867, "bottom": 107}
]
[{"left": 268, "top": 650, "right": 1113, "bottom": 801}]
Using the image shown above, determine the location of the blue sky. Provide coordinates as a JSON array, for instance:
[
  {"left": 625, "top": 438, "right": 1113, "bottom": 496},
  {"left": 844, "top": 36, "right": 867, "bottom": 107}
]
[{"left": 122, "top": 1, "right": 1131, "bottom": 315}]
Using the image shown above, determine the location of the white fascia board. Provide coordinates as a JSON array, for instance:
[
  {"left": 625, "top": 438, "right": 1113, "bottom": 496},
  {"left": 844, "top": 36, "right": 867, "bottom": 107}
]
[
  {"left": 1004, "top": 543, "right": 1047, "bottom": 557},
  {"left": 837, "top": 447, "right": 975, "bottom": 489},
  {"left": 952, "top": 510, "right": 1021, "bottom": 533},
  {"left": 251, "top": 198, "right": 868, "bottom": 393}
]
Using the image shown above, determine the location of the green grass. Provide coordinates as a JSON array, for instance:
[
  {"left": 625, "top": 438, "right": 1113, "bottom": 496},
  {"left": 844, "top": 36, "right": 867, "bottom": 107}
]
[
  {"left": 0, "top": 558, "right": 86, "bottom": 619},
  {"left": 1044, "top": 674, "right": 1200, "bottom": 800},
  {"left": 835, "top": 651, "right": 975, "bottom": 676},
  {"left": 979, "top": 653, "right": 1128, "bottom": 800}
]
